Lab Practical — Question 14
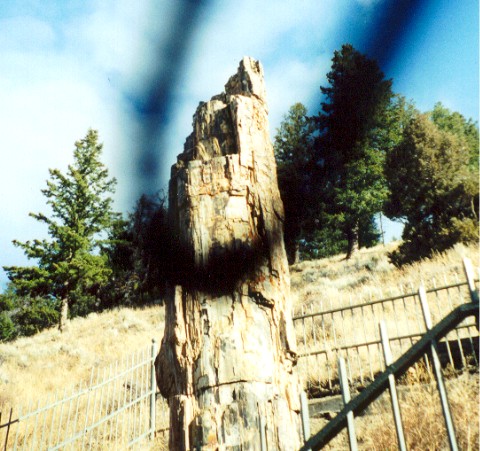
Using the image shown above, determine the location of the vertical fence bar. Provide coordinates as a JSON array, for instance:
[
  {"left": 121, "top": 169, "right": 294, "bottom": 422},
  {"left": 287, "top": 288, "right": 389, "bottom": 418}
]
[
  {"left": 70, "top": 382, "right": 83, "bottom": 451},
  {"left": 125, "top": 354, "right": 133, "bottom": 445},
  {"left": 419, "top": 285, "right": 458, "bottom": 451},
  {"left": 96, "top": 367, "right": 108, "bottom": 445},
  {"left": 13, "top": 405, "right": 22, "bottom": 450},
  {"left": 300, "top": 391, "right": 311, "bottom": 449},
  {"left": 360, "top": 305, "right": 374, "bottom": 380},
  {"left": 379, "top": 321, "right": 407, "bottom": 451},
  {"left": 137, "top": 348, "right": 143, "bottom": 438},
  {"left": 309, "top": 306, "right": 321, "bottom": 389},
  {"left": 81, "top": 368, "right": 95, "bottom": 450},
  {"left": 3, "top": 408, "right": 13, "bottom": 451},
  {"left": 319, "top": 304, "right": 332, "bottom": 389},
  {"left": 150, "top": 339, "right": 157, "bottom": 441},
  {"left": 62, "top": 385, "right": 75, "bottom": 449},
  {"left": 300, "top": 306, "right": 311, "bottom": 391},
  {"left": 29, "top": 399, "right": 41, "bottom": 451},
  {"left": 339, "top": 308, "right": 352, "bottom": 382},
  {"left": 143, "top": 346, "right": 149, "bottom": 437},
  {"left": 46, "top": 393, "right": 58, "bottom": 449},
  {"left": 338, "top": 357, "right": 357, "bottom": 451},
  {"left": 464, "top": 258, "right": 479, "bottom": 306},
  {"left": 131, "top": 350, "right": 139, "bottom": 445},
  {"left": 103, "top": 362, "right": 113, "bottom": 442},
  {"left": 455, "top": 271, "right": 479, "bottom": 366},
  {"left": 432, "top": 279, "right": 455, "bottom": 369},
  {"left": 110, "top": 359, "right": 119, "bottom": 443},
  {"left": 369, "top": 293, "right": 383, "bottom": 374},
  {"left": 349, "top": 296, "right": 364, "bottom": 386},
  {"left": 93, "top": 367, "right": 104, "bottom": 446},
  {"left": 87, "top": 367, "right": 103, "bottom": 448},
  {"left": 55, "top": 388, "right": 67, "bottom": 448},
  {"left": 444, "top": 275, "right": 467, "bottom": 368},
  {"left": 115, "top": 356, "right": 126, "bottom": 443}
]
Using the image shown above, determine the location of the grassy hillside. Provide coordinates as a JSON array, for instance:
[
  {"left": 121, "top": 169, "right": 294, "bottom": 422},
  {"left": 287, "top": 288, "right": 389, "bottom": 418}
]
[
  {"left": 0, "top": 306, "right": 165, "bottom": 411},
  {"left": 290, "top": 241, "right": 479, "bottom": 315},
  {"left": 0, "top": 241, "right": 478, "bottom": 448}
]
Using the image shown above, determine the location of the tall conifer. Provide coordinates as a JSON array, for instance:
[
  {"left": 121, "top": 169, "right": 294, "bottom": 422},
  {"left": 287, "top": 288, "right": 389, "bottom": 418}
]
[{"left": 4, "top": 130, "right": 118, "bottom": 330}]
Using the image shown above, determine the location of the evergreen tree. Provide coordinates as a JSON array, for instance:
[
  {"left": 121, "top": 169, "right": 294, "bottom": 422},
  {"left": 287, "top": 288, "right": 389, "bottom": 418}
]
[
  {"left": 274, "top": 103, "right": 315, "bottom": 263},
  {"left": 3, "top": 130, "right": 118, "bottom": 330},
  {"left": 315, "top": 44, "right": 394, "bottom": 259},
  {"left": 385, "top": 113, "right": 479, "bottom": 265},
  {"left": 429, "top": 102, "right": 479, "bottom": 169},
  {"left": 103, "top": 192, "right": 168, "bottom": 306}
]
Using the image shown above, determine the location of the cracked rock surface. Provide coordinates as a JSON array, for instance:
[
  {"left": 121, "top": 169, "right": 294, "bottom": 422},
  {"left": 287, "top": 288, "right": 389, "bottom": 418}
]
[{"left": 156, "top": 57, "right": 302, "bottom": 450}]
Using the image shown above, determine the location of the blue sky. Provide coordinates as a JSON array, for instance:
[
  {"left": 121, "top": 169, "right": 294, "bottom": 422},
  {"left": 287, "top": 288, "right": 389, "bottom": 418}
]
[{"left": 0, "top": 0, "right": 478, "bottom": 289}]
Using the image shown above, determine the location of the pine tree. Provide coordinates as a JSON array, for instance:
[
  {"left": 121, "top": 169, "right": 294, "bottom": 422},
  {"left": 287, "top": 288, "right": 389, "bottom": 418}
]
[
  {"left": 103, "top": 192, "right": 168, "bottom": 307},
  {"left": 274, "top": 103, "right": 315, "bottom": 263},
  {"left": 3, "top": 130, "right": 118, "bottom": 330},
  {"left": 315, "top": 44, "right": 393, "bottom": 258},
  {"left": 385, "top": 113, "right": 479, "bottom": 265}
]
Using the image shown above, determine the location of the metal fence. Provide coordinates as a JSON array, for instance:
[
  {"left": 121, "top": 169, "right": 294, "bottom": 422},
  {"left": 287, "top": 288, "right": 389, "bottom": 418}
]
[
  {"left": 294, "top": 258, "right": 479, "bottom": 393},
  {"left": 1, "top": 260, "right": 478, "bottom": 450},
  {"left": 0, "top": 340, "right": 169, "bottom": 451},
  {"left": 300, "top": 298, "right": 479, "bottom": 450}
]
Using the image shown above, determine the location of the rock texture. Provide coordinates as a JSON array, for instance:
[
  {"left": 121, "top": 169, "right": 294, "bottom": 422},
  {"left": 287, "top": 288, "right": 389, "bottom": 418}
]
[{"left": 156, "top": 57, "right": 302, "bottom": 450}]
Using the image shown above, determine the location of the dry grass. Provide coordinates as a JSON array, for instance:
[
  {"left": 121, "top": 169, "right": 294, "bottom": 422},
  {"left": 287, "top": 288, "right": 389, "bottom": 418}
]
[
  {"left": 0, "top": 305, "right": 168, "bottom": 449},
  {"left": 0, "top": 242, "right": 478, "bottom": 449},
  {"left": 293, "top": 242, "right": 479, "bottom": 394},
  {"left": 0, "top": 306, "right": 165, "bottom": 411},
  {"left": 291, "top": 242, "right": 479, "bottom": 314},
  {"left": 359, "top": 372, "right": 479, "bottom": 450},
  {"left": 309, "top": 372, "right": 479, "bottom": 450}
]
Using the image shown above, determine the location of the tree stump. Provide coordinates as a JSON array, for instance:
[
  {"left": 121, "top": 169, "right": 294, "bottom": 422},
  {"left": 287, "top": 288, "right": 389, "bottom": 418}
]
[{"left": 156, "top": 57, "right": 302, "bottom": 450}]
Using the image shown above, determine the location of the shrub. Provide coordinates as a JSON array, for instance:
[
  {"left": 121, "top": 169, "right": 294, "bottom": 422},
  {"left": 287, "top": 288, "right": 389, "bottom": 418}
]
[
  {"left": 0, "top": 312, "right": 17, "bottom": 342},
  {"left": 13, "top": 297, "right": 60, "bottom": 337}
]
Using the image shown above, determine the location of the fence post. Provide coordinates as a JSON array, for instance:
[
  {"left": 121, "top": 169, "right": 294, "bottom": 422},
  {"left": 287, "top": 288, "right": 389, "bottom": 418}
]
[
  {"left": 379, "top": 321, "right": 407, "bottom": 451},
  {"left": 2, "top": 408, "right": 13, "bottom": 451},
  {"left": 338, "top": 357, "right": 358, "bottom": 451},
  {"left": 463, "top": 258, "right": 479, "bottom": 329},
  {"left": 150, "top": 339, "right": 157, "bottom": 441},
  {"left": 418, "top": 285, "right": 458, "bottom": 451},
  {"left": 300, "top": 391, "right": 311, "bottom": 450}
]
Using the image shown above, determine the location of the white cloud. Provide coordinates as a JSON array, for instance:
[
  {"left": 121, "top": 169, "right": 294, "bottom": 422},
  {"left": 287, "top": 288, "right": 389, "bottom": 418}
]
[
  {"left": 0, "top": 16, "right": 56, "bottom": 51},
  {"left": 0, "top": 0, "right": 339, "bottom": 284},
  {"left": 0, "top": 3, "right": 155, "bottom": 279},
  {"left": 4, "top": 0, "right": 455, "bottom": 287}
]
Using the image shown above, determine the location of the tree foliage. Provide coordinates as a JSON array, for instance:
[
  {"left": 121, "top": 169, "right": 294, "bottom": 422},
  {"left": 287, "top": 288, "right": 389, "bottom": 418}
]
[
  {"left": 385, "top": 112, "right": 479, "bottom": 265},
  {"left": 274, "top": 103, "right": 316, "bottom": 262},
  {"left": 429, "top": 102, "right": 479, "bottom": 169},
  {"left": 103, "top": 192, "right": 168, "bottom": 307},
  {"left": 3, "top": 130, "right": 118, "bottom": 326},
  {"left": 314, "top": 44, "right": 394, "bottom": 258}
]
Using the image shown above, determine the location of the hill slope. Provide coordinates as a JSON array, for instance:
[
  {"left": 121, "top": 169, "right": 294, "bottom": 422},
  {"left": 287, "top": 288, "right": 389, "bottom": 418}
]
[{"left": 1, "top": 242, "right": 477, "bottom": 412}]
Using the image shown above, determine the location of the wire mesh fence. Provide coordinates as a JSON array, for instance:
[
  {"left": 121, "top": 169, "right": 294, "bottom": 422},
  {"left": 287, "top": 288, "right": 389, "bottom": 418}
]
[
  {"left": 0, "top": 340, "right": 169, "bottom": 451},
  {"left": 294, "top": 260, "right": 479, "bottom": 394}
]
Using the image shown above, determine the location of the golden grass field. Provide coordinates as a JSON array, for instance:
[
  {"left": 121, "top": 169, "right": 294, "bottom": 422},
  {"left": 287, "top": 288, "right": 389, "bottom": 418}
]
[{"left": 1, "top": 241, "right": 478, "bottom": 449}]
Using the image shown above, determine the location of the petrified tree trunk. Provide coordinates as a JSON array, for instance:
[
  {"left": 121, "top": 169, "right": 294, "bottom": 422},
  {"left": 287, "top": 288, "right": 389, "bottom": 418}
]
[{"left": 156, "top": 57, "right": 302, "bottom": 450}]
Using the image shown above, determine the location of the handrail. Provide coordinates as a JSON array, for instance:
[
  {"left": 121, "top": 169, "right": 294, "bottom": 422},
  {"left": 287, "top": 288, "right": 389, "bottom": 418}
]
[
  {"left": 293, "top": 280, "right": 474, "bottom": 321},
  {"left": 300, "top": 301, "right": 479, "bottom": 451}
]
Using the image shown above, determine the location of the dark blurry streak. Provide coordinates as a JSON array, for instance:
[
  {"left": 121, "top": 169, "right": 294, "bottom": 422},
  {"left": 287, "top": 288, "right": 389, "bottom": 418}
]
[
  {"left": 133, "top": 0, "right": 211, "bottom": 198},
  {"left": 358, "top": 0, "right": 429, "bottom": 71},
  {"left": 133, "top": 0, "right": 428, "bottom": 199}
]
